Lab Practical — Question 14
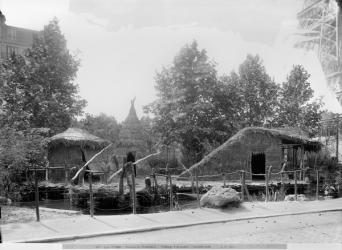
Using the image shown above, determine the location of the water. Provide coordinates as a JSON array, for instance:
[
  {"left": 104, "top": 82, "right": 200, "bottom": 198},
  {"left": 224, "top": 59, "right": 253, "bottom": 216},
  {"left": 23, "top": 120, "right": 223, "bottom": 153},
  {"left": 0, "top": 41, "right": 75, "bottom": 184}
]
[{"left": 13, "top": 198, "right": 199, "bottom": 215}]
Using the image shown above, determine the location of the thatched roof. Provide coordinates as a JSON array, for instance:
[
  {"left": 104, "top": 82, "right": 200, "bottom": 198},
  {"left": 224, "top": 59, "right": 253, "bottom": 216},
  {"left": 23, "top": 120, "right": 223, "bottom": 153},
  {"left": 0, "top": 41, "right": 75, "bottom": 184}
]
[
  {"left": 118, "top": 98, "right": 147, "bottom": 152},
  {"left": 48, "top": 127, "right": 110, "bottom": 149},
  {"left": 180, "top": 127, "right": 321, "bottom": 176}
]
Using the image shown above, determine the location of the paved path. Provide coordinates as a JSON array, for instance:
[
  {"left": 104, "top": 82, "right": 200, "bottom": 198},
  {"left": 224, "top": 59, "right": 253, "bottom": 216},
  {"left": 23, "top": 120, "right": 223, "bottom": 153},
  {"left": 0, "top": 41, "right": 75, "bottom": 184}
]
[
  {"left": 63, "top": 211, "right": 342, "bottom": 244},
  {"left": 2, "top": 198, "right": 342, "bottom": 243}
]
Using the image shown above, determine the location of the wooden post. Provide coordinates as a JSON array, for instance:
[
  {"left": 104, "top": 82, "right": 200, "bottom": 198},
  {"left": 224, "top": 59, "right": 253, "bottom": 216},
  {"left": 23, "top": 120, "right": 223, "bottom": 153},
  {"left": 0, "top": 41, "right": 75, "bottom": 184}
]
[
  {"left": 316, "top": 170, "right": 319, "bottom": 200},
  {"left": 280, "top": 171, "right": 284, "bottom": 200},
  {"left": 265, "top": 167, "right": 269, "bottom": 202},
  {"left": 191, "top": 176, "right": 195, "bottom": 194},
  {"left": 223, "top": 173, "right": 226, "bottom": 188},
  {"left": 195, "top": 169, "right": 200, "bottom": 208},
  {"left": 89, "top": 171, "right": 94, "bottom": 217},
  {"left": 131, "top": 163, "right": 137, "bottom": 214},
  {"left": 169, "top": 171, "right": 173, "bottom": 211},
  {"left": 241, "top": 171, "right": 245, "bottom": 201},
  {"left": 294, "top": 170, "right": 298, "bottom": 201},
  {"left": 65, "top": 165, "right": 69, "bottom": 185},
  {"left": 34, "top": 168, "right": 40, "bottom": 222},
  {"left": 45, "top": 167, "right": 49, "bottom": 182}
]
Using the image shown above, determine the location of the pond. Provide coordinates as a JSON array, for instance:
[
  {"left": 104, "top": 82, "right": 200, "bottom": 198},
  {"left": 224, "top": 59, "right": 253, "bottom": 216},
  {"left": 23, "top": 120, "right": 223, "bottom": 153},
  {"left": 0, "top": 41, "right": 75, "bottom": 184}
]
[{"left": 12, "top": 198, "right": 199, "bottom": 215}]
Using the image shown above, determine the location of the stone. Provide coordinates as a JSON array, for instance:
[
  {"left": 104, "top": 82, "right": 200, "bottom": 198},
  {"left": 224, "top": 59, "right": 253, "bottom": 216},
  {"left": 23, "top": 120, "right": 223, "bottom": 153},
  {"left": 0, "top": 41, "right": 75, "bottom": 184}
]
[
  {"left": 284, "top": 194, "right": 307, "bottom": 201},
  {"left": 200, "top": 186, "right": 240, "bottom": 208}
]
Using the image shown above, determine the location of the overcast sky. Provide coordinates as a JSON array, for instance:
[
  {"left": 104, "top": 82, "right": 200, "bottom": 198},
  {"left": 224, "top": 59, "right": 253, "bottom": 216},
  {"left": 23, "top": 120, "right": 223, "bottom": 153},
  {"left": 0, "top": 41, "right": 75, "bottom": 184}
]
[{"left": 0, "top": 0, "right": 341, "bottom": 121}]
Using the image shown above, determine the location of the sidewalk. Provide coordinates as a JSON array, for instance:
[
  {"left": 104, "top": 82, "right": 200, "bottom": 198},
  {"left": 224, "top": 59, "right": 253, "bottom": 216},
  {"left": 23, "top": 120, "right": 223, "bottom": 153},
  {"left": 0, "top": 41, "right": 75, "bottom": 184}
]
[{"left": 2, "top": 198, "right": 342, "bottom": 243}]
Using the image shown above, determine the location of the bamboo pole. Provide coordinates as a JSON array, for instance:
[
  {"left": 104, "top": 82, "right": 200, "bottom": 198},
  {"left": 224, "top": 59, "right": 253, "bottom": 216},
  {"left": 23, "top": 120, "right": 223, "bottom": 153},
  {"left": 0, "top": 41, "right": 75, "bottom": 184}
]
[
  {"left": 195, "top": 169, "right": 200, "bottom": 208},
  {"left": 316, "top": 170, "right": 319, "bottom": 200},
  {"left": 131, "top": 163, "right": 137, "bottom": 214},
  {"left": 34, "top": 168, "right": 40, "bottom": 222},
  {"left": 89, "top": 171, "right": 94, "bottom": 217}
]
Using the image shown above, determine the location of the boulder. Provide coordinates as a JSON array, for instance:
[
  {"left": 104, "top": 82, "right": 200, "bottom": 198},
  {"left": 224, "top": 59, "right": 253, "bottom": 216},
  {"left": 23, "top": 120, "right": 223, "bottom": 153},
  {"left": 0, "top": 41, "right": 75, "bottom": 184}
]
[
  {"left": 200, "top": 186, "right": 240, "bottom": 208},
  {"left": 284, "top": 194, "right": 307, "bottom": 202},
  {"left": 0, "top": 196, "right": 11, "bottom": 205}
]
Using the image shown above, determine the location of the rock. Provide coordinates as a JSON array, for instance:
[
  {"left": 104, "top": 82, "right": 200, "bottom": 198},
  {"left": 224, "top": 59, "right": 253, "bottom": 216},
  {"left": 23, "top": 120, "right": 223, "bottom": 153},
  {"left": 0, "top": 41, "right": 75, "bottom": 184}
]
[
  {"left": 284, "top": 194, "right": 307, "bottom": 201},
  {"left": 200, "top": 186, "right": 240, "bottom": 208},
  {"left": 0, "top": 196, "right": 12, "bottom": 205}
]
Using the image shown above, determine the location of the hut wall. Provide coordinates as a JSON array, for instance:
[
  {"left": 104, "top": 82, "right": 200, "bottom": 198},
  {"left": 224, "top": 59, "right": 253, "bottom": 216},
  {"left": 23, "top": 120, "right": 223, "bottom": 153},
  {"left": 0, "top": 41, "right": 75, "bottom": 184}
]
[{"left": 48, "top": 146, "right": 84, "bottom": 182}]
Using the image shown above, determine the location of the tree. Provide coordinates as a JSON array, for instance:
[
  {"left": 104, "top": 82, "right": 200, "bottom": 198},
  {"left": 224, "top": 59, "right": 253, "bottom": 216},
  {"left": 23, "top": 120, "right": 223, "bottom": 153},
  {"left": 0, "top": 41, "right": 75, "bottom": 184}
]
[
  {"left": 79, "top": 113, "right": 120, "bottom": 142},
  {"left": 274, "top": 65, "right": 323, "bottom": 135},
  {"left": 237, "top": 54, "right": 279, "bottom": 127},
  {"left": 145, "top": 41, "right": 232, "bottom": 164},
  {"left": 0, "top": 54, "right": 31, "bottom": 130},
  {"left": 23, "top": 18, "right": 86, "bottom": 133}
]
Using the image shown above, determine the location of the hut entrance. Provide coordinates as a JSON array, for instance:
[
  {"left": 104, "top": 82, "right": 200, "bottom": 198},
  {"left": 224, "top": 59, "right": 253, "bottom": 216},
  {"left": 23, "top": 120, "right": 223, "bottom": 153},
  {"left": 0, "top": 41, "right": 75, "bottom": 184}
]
[{"left": 251, "top": 153, "right": 265, "bottom": 180}]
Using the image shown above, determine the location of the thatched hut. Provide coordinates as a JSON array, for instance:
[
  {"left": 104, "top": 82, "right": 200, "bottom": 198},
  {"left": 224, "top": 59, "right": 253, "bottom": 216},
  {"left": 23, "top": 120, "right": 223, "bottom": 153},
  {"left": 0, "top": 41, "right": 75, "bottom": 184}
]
[
  {"left": 182, "top": 127, "right": 321, "bottom": 181},
  {"left": 47, "top": 128, "right": 110, "bottom": 183},
  {"left": 116, "top": 98, "right": 148, "bottom": 159}
]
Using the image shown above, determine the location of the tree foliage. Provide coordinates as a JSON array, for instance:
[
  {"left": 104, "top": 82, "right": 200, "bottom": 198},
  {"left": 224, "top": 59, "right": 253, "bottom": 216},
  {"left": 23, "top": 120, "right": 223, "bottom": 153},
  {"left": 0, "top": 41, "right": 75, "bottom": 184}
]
[
  {"left": 145, "top": 41, "right": 234, "bottom": 164},
  {"left": 145, "top": 41, "right": 324, "bottom": 166},
  {"left": 78, "top": 113, "right": 120, "bottom": 142},
  {"left": 0, "top": 18, "right": 85, "bottom": 198},
  {"left": 23, "top": 18, "right": 86, "bottom": 133},
  {"left": 273, "top": 65, "right": 323, "bottom": 135}
]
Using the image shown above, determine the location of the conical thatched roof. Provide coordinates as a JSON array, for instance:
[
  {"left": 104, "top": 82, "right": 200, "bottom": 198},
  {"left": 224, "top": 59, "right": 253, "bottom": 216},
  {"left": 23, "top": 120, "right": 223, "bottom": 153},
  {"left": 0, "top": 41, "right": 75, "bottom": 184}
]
[
  {"left": 118, "top": 99, "right": 146, "bottom": 152},
  {"left": 48, "top": 127, "right": 110, "bottom": 149},
  {"left": 180, "top": 127, "right": 321, "bottom": 176}
]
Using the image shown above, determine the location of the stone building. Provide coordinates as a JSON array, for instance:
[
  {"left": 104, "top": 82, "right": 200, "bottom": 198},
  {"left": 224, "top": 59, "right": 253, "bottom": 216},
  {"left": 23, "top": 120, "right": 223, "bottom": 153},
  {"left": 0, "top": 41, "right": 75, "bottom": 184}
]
[{"left": 0, "top": 10, "right": 38, "bottom": 59}]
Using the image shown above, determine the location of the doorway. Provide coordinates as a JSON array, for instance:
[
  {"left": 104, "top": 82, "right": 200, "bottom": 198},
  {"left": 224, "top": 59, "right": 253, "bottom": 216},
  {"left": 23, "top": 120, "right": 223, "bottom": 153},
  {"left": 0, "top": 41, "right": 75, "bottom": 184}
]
[{"left": 251, "top": 153, "right": 265, "bottom": 180}]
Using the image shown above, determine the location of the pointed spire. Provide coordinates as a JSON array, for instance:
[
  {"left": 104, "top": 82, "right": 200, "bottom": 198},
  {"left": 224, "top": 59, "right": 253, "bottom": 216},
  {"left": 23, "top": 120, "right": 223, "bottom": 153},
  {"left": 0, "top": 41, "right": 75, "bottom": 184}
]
[{"left": 124, "top": 97, "right": 139, "bottom": 124}]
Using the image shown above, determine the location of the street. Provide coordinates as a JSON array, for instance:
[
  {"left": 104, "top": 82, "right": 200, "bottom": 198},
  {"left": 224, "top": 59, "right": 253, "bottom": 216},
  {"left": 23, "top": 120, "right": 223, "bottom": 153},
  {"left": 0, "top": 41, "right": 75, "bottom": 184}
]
[{"left": 63, "top": 211, "right": 342, "bottom": 244}]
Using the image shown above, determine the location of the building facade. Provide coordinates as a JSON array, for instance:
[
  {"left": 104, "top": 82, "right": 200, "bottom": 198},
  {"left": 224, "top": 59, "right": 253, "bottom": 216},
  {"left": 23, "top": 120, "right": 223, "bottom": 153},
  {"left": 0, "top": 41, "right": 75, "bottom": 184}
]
[{"left": 0, "top": 11, "right": 38, "bottom": 60}]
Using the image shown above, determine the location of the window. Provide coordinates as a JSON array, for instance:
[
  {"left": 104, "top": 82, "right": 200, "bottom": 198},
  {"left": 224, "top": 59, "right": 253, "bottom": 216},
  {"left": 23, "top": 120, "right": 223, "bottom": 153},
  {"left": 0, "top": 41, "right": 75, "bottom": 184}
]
[
  {"left": 7, "top": 28, "right": 17, "bottom": 40},
  {"left": 6, "top": 46, "right": 18, "bottom": 57}
]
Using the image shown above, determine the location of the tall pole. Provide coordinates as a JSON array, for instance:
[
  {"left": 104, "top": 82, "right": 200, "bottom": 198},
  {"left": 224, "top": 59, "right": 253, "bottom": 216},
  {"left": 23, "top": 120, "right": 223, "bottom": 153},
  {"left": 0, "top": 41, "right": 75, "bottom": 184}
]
[
  {"left": 336, "top": 117, "right": 339, "bottom": 163},
  {"left": 34, "top": 168, "right": 40, "bottom": 222},
  {"left": 131, "top": 163, "right": 137, "bottom": 215},
  {"left": 89, "top": 171, "right": 94, "bottom": 217}
]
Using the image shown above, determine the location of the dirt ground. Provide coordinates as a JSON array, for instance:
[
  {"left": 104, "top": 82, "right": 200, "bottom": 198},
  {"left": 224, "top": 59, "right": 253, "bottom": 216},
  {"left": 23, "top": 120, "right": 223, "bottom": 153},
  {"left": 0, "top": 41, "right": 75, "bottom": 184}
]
[{"left": 0, "top": 205, "right": 81, "bottom": 224}]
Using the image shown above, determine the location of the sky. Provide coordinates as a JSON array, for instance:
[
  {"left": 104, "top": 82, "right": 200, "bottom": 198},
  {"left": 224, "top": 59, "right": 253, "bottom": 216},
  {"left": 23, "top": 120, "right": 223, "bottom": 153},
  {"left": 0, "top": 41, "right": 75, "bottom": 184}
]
[{"left": 0, "top": 0, "right": 341, "bottom": 122}]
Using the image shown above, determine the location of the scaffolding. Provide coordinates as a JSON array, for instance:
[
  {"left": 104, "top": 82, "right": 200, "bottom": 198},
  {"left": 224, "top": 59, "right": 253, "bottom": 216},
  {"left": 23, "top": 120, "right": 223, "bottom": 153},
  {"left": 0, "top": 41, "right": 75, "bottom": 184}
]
[{"left": 296, "top": 0, "right": 342, "bottom": 104}]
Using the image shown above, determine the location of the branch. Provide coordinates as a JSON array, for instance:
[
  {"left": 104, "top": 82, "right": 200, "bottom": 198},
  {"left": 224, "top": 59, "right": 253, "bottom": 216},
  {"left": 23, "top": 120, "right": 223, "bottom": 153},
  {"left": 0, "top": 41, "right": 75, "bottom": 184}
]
[
  {"left": 107, "top": 151, "right": 161, "bottom": 182},
  {"left": 71, "top": 143, "right": 113, "bottom": 182}
]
